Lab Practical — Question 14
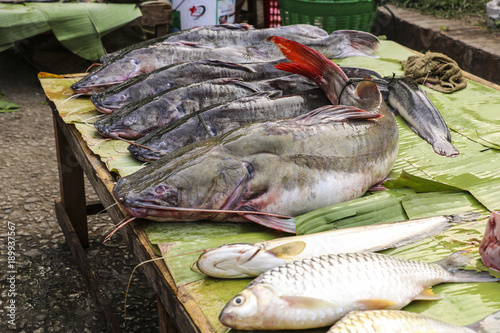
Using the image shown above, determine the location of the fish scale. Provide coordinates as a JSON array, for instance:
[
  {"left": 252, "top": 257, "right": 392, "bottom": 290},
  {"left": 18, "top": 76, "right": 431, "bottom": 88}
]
[{"left": 219, "top": 252, "right": 499, "bottom": 330}]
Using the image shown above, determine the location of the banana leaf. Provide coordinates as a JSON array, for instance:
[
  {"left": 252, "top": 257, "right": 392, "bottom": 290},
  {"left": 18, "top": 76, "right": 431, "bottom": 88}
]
[
  {"left": 0, "top": 3, "right": 142, "bottom": 60},
  {"left": 39, "top": 39, "right": 500, "bottom": 332}
]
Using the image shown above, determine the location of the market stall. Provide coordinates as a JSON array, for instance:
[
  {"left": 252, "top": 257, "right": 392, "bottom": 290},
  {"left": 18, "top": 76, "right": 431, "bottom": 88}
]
[{"left": 41, "top": 38, "right": 500, "bottom": 332}]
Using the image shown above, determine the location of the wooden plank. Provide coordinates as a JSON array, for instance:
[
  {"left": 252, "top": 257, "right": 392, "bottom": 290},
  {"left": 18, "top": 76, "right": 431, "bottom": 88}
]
[
  {"left": 52, "top": 100, "right": 89, "bottom": 247},
  {"left": 50, "top": 106, "right": 208, "bottom": 332},
  {"left": 55, "top": 198, "right": 122, "bottom": 333},
  {"left": 157, "top": 298, "right": 179, "bottom": 333}
]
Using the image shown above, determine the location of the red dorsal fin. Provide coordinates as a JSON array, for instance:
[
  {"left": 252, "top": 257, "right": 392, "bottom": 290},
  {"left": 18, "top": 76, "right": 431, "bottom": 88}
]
[
  {"left": 275, "top": 62, "right": 334, "bottom": 103},
  {"left": 267, "top": 36, "right": 350, "bottom": 105},
  {"left": 266, "top": 36, "right": 346, "bottom": 80}
]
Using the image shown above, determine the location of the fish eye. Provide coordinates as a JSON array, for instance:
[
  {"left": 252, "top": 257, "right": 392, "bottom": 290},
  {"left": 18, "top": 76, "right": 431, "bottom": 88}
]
[
  {"left": 130, "top": 59, "right": 140, "bottom": 65},
  {"left": 123, "top": 120, "right": 133, "bottom": 126},
  {"left": 233, "top": 295, "right": 245, "bottom": 306},
  {"left": 155, "top": 185, "right": 166, "bottom": 194}
]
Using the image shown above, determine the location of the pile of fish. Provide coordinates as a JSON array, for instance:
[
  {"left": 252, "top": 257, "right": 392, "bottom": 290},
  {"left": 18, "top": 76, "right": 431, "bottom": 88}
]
[
  {"left": 68, "top": 23, "right": 499, "bottom": 331},
  {"left": 68, "top": 23, "right": 465, "bottom": 230},
  {"left": 219, "top": 251, "right": 499, "bottom": 330},
  {"left": 71, "top": 24, "right": 380, "bottom": 94}
]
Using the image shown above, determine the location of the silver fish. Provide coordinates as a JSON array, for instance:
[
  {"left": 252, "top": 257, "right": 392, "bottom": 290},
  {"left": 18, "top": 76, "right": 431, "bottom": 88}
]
[
  {"left": 385, "top": 76, "right": 459, "bottom": 157},
  {"left": 89, "top": 59, "right": 381, "bottom": 112},
  {"left": 480, "top": 211, "right": 500, "bottom": 272},
  {"left": 327, "top": 309, "right": 500, "bottom": 333},
  {"left": 95, "top": 75, "right": 317, "bottom": 139},
  {"left": 219, "top": 252, "right": 499, "bottom": 330},
  {"left": 113, "top": 103, "right": 389, "bottom": 233},
  {"left": 88, "top": 59, "right": 288, "bottom": 106},
  {"left": 112, "top": 38, "right": 396, "bottom": 233},
  {"left": 127, "top": 88, "right": 330, "bottom": 161},
  {"left": 197, "top": 212, "right": 480, "bottom": 278},
  {"left": 102, "top": 23, "right": 378, "bottom": 64},
  {"left": 71, "top": 42, "right": 275, "bottom": 95}
]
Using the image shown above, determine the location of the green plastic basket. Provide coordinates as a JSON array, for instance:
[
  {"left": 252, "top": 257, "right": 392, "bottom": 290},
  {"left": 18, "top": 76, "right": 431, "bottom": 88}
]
[{"left": 278, "top": 0, "right": 378, "bottom": 33}]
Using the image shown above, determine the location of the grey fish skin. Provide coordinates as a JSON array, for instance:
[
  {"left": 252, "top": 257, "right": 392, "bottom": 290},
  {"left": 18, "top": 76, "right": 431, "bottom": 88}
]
[
  {"left": 113, "top": 38, "right": 397, "bottom": 232},
  {"left": 113, "top": 102, "right": 395, "bottom": 233},
  {"left": 89, "top": 59, "right": 289, "bottom": 108},
  {"left": 102, "top": 23, "right": 378, "bottom": 64},
  {"left": 196, "top": 212, "right": 480, "bottom": 279},
  {"left": 385, "top": 76, "right": 459, "bottom": 158},
  {"left": 327, "top": 309, "right": 500, "bottom": 333},
  {"left": 93, "top": 78, "right": 261, "bottom": 140},
  {"left": 71, "top": 42, "right": 276, "bottom": 95},
  {"left": 90, "top": 60, "right": 381, "bottom": 113},
  {"left": 127, "top": 88, "right": 330, "bottom": 162},
  {"left": 219, "top": 252, "right": 499, "bottom": 330},
  {"left": 94, "top": 75, "right": 317, "bottom": 140},
  {"left": 100, "top": 24, "right": 256, "bottom": 64}
]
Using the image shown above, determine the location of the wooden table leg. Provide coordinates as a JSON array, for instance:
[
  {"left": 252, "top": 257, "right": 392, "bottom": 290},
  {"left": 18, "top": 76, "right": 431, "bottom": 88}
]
[
  {"left": 53, "top": 109, "right": 89, "bottom": 248},
  {"left": 158, "top": 298, "right": 179, "bottom": 333}
]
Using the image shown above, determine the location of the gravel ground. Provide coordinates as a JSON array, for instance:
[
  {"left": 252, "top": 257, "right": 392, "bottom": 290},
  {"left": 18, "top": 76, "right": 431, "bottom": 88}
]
[{"left": 0, "top": 49, "right": 159, "bottom": 332}]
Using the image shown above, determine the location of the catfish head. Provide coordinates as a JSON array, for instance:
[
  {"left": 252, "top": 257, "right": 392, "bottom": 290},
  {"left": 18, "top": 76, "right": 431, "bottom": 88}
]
[
  {"left": 71, "top": 56, "right": 146, "bottom": 94},
  {"left": 113, "top": 147, "right": 253, "bottom": 221},
  {"left": 94, "top": 97, "right": 182, "bottom": 140}
]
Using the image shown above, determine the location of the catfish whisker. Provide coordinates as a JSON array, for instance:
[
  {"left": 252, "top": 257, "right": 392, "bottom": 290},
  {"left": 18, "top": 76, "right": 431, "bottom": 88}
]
[
  {"left": 63, "top": 106, "right": 95, "bottom": 119},
  {"left": 88, "top": 138, "right": 113, "bottom": 147},
  {"left": 113, "top": 140, "right": 131, "bottom": 154},
  {"left": 103, "top": 216, "right": 136, "bottom": 242},
  {"left": 108, "top": 134, "right": 168, "bottom": 157},
  {"left": 86, "top": 63, "right": 102, "bottom": 73},
  {"left": 124, "top": 249, "right": 207, "bottom": 320},
  {"left": 88, "top": 202, "right": 118, "bottom": 223},
  {"left": 135, "top": 203, "right": 292, "bottom": 219}
]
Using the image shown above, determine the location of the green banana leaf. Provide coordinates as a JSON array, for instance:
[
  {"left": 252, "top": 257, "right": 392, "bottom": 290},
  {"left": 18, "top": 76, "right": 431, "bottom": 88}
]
[
  {"left": 0, "top": 3, "right": 142, "bottom": 60},
  {"left": 39, "top": 39, "right": 500, "bottom": 332}
]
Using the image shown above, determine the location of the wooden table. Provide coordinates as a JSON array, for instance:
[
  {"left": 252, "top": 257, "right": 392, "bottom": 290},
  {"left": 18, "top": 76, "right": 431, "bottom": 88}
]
[
  {"left": 44, "top": 39, "right": 500, "bottom": 333},
  {"left": 50, "top": 99, "right": 205, "bottom": 333}
]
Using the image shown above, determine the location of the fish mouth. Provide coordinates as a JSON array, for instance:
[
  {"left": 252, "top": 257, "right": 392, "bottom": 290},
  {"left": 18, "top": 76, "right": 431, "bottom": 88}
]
[
  {"left": 70, "top": 84, "right": 113, "bottom": 95},
  {"left": 93, "top": 104, "right": 114, "bottom": 114}
]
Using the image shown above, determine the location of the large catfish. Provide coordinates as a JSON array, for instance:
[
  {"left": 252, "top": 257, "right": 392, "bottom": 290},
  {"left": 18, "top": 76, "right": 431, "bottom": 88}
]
[
  {"left": 112, "top": 38, "right": 398, "bottom": 233},
  {"left": 102, "top": 24, "right": 379, "bottom": 64}
]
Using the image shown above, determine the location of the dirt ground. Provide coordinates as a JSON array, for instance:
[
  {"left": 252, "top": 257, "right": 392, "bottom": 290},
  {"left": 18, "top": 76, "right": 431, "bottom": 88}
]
[{"left": 0, "top": 49, "right": 159, "bottom": 332}]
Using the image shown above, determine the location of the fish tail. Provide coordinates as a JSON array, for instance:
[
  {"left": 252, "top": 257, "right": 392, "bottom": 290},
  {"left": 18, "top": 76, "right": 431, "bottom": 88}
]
[
  {"left": 329, "top": 30, "right": 380, "bottom": 58},
  {"left": 432, "top": 140, "right": 460, "bottom": 158},
  {"left": 241, "top": 213, "right": 296, "bottom": 234},
  {"left": 267, "top": 36, "right": 349, "bottom": 105},
  {"left": 435, "top": 251, "right": 500, "bottom": 283},
  {"left": 448, "top": 211, "right": 481, "bottom": 224},
  {"left": 465, "top": 310, "right": 500, "bottom": 332}
]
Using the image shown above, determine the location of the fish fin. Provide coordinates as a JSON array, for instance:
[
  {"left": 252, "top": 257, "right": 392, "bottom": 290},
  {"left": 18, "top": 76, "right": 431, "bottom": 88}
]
[
  {"left": 267, "top": 36, "right": 349, "bottom": 104},
  {"left": 368, "top": 181, "right": 387, "bottom": 191},
  {"left": 211, "top": 77, "right": 262, "bottom": 93},
  {"left": 355, "top": 80, "right": 383, "bottom": 109},
  {"left": 240, "top": 213, "right": 296, "bottom": 234},
  {"left": 434, "top": 251, "right": 500, "bottom": 283},
  {"left": 413, "top": 287, "right": 443, "bottom": 300},
  {"left": 341, "top": 66, "right": 383, "bottom": 79},
  {"left": 275, "top": 63, "right": 334, "bottom": 102},
  {"left": 280, "top": 296, "right": 335, "bottom": 310},
  {"left": 329, "top": 30, "right": 380, "bottom": 58},
  {"left": 465, "top": 310, "right": 500, "bottom": 332},
  {"left": 295, "top": 105, "right": 383, "bottom": 124},
  {"left": 267, "top": 241, "right": 307, "bottom": 258},
  {"left": 356, "top": 299, "right": 398, "bottom": 309},
  {"left": 199, "top": 60, "right": 257, "bottom": 73}
]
